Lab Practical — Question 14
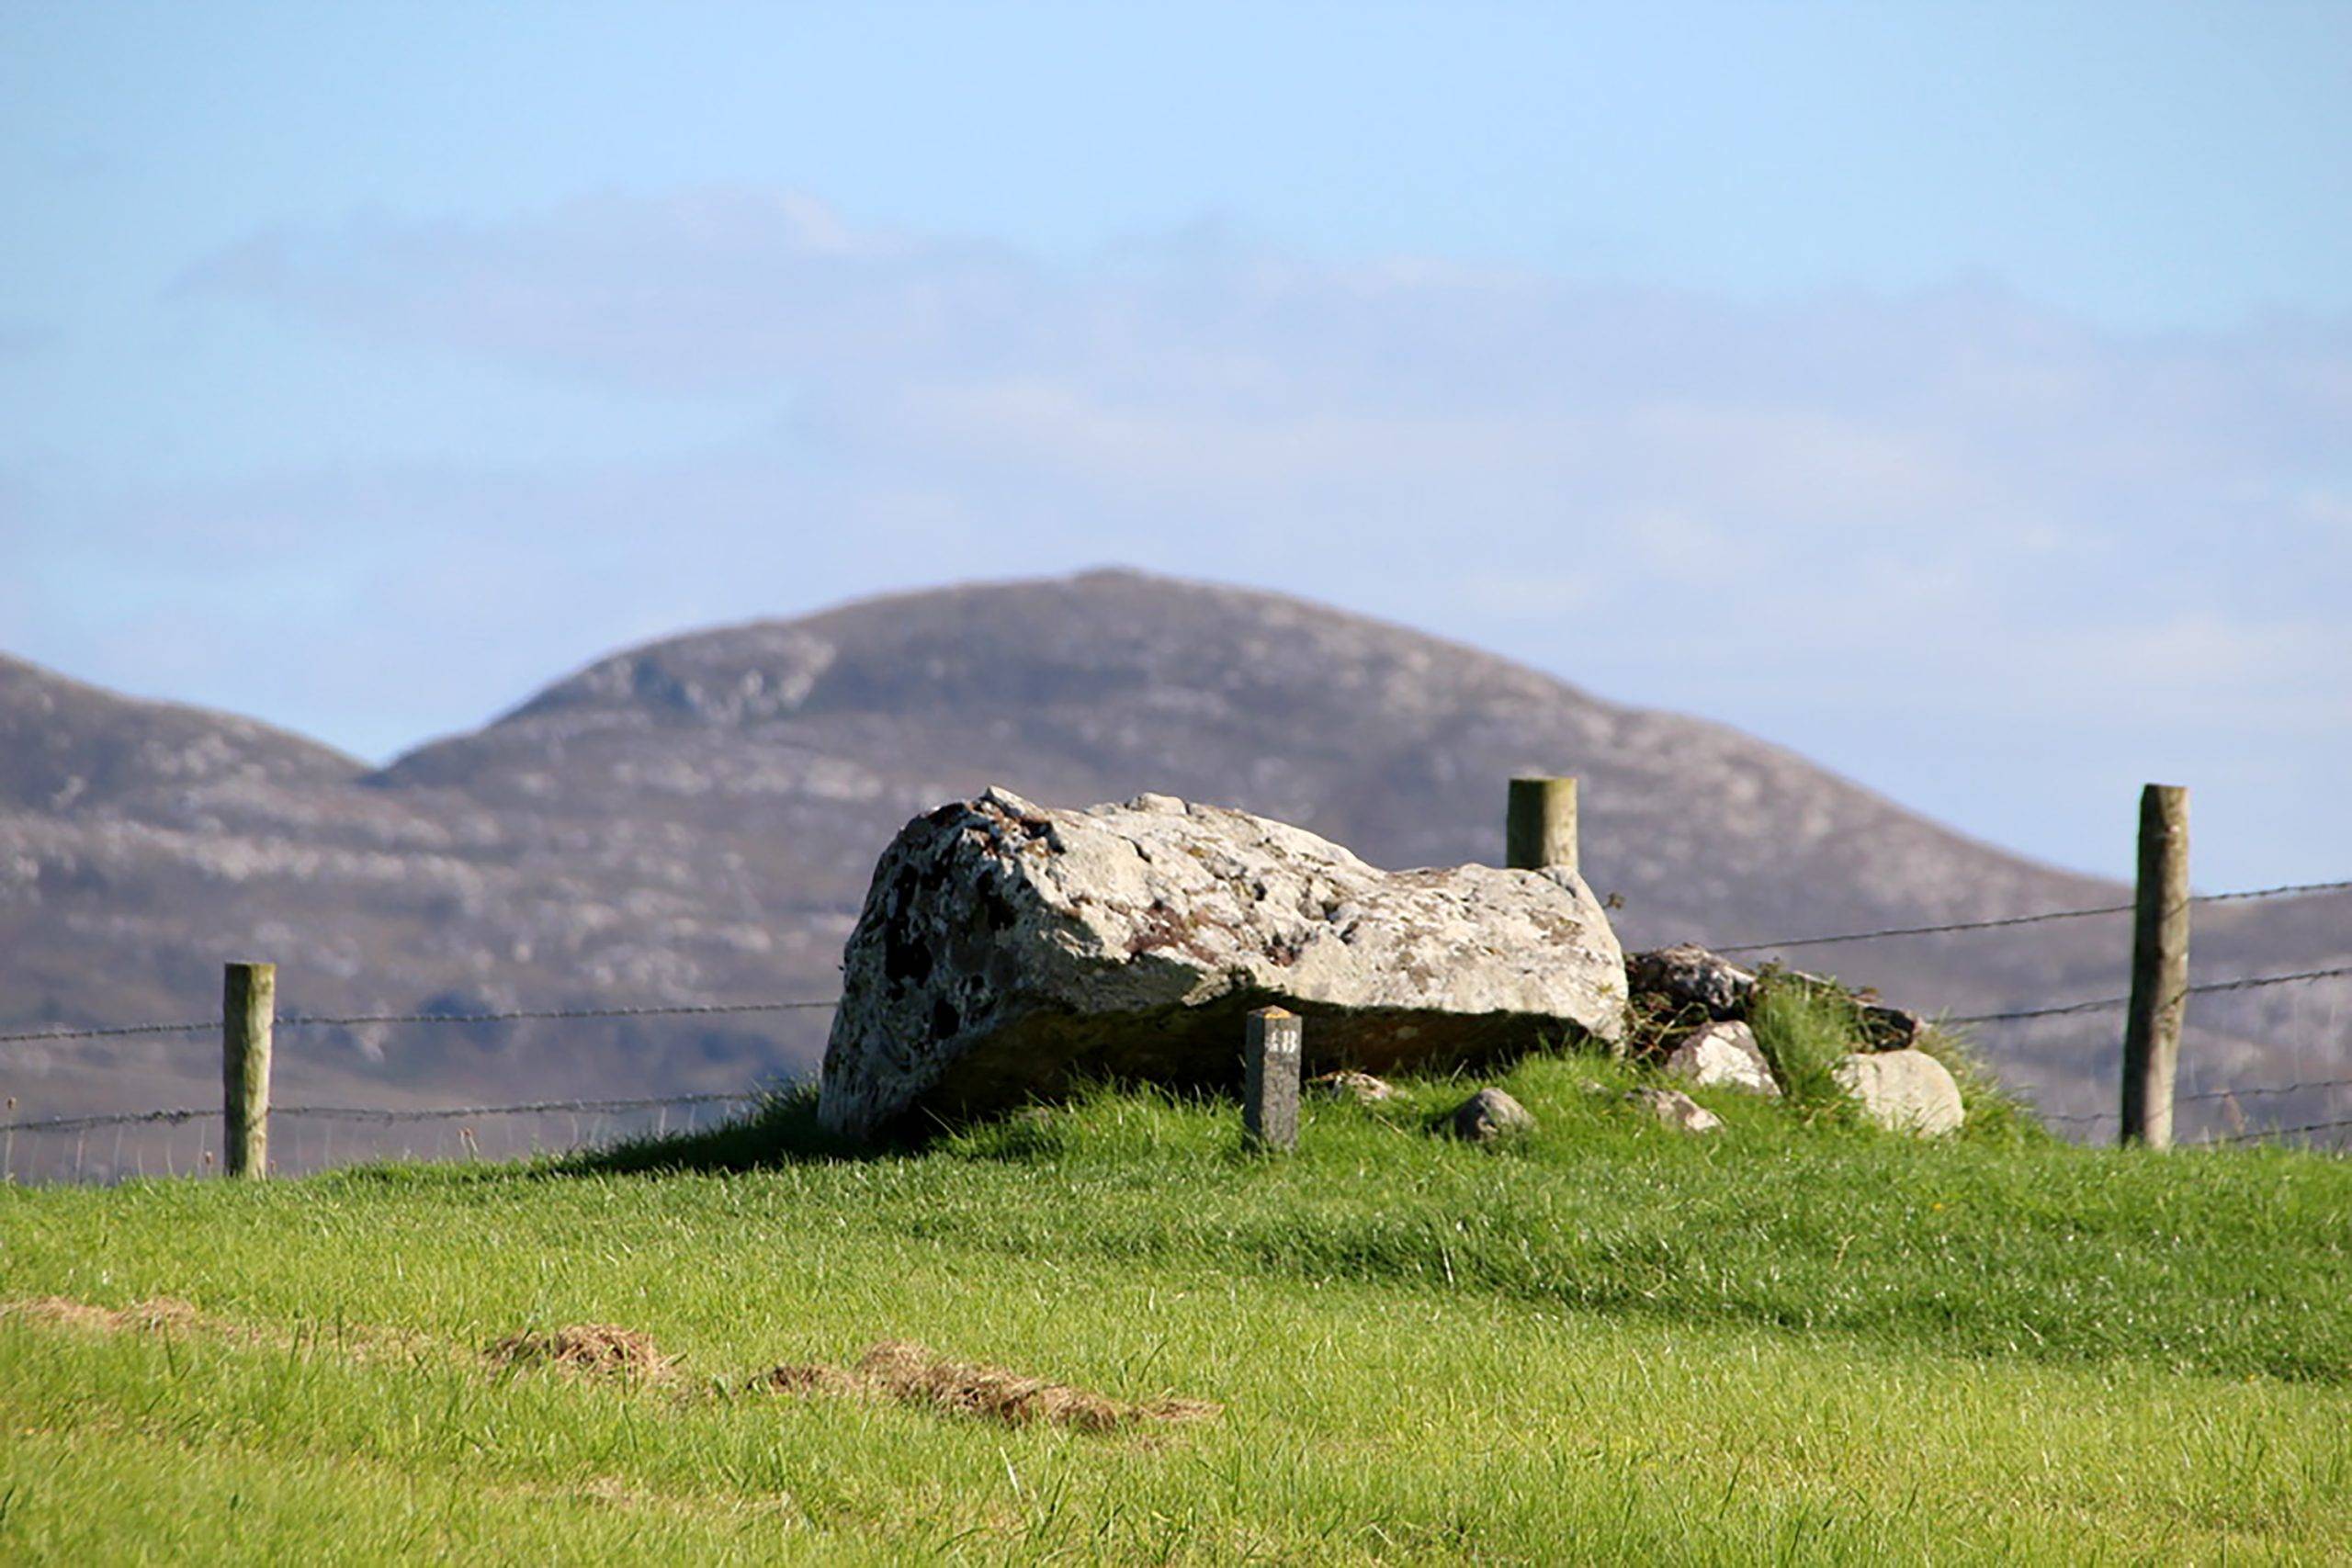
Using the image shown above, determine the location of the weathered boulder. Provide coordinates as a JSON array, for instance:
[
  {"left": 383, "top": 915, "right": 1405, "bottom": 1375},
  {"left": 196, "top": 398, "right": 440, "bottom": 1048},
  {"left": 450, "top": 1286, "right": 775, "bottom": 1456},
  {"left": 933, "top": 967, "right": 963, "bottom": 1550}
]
[
  {"left": 1835, "top": 1049, "right": 1964, "bottom": 1135},
  {"left": 1309, "top": 1070, "right": 1396, "bottom": 1105},
  {"left": 1628, "top": 1086, "right": 1723, "bottom": 1134},
  {"left": 818, "top": 788, "right": 1626, "bottom": 1137},
  {"left": 1627, "top": 943, "right": 1756, "bottom": 1020},
  {"left": 1447, "top": 1088, "right": 1537, "bottom": 1142},
  {"left": 1663, "top": 1021, "right": 1781, "bottom": 1097}
]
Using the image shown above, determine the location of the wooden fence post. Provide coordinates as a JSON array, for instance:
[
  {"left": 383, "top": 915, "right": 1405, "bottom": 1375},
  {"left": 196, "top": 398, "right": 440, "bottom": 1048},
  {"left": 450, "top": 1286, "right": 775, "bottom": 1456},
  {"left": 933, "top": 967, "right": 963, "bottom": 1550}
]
[
  {"left": 1243, "top": 1006, "right": 1302, "bottom": 1152},
  {"left": 2120, "top": 786, "right": 2189, "bottom": 1148},
  {"left": 223, "top": 961, "right": 275, "bottom": 1179},
  {"left": 1507, "top": 776, "right": 1578, "bottom": 874}
]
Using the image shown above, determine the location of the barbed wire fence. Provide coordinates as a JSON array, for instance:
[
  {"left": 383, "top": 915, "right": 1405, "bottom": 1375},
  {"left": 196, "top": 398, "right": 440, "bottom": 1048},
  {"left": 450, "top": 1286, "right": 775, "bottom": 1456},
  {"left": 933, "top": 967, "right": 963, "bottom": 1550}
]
[
  {"left": 1712, "top": 871, "right": 2352, "bottom": 1148},
  {"left": 0, "top": 997, "right": 841, "bottom": 1046},
  {"left": 3, "top": 854, "right": 2347, "bottom": 1179},
  {"left": 0, "top": 999, "right": 832, "bottom": 1184},
  {"left": 1710, "top": 876, "right": 2352, "bottom": 956}
]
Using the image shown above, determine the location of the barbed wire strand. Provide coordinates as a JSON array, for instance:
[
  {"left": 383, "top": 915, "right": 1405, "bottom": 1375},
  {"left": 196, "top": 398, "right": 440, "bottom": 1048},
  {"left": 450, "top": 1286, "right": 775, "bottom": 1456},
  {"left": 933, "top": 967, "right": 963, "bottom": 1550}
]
[
  {"left": 1, "top": 1090, "right": 769, "bottom": 1137},
  {"left": 0, "top": 1019, "right": 217, "bottom": 1043},
  {"left": 5, "top": 877, "right": 2343, "bottom": 1044},
  {"left": 1, "top": 1107, "right": 214, "bottom": 1135},
  {"left": 1951, "top": 964, "right": 2352, "bottom": 1024},
  {"left": 10, "top": 1083, "right": 2345, "bottom": 1146},
  {"left": 0, "top": 998, "right": 838, "bottom": 1046},
  {"left": 2034, "top": 1081, "right": 2352, "bottom": 1123},
  {"left": 1717, "top": 875, "right": 2352, "bottom": 955},
  {"left": 2203, "top": 1116, "right": 2352, "bottom": 1146},
  {"left": 13, "top": 951, "right": 2346, "bottom": 1048},
  {"left": 1717, "top": 904, "right": 2134, "bottom": 954},
  {"left": 278, "top": 999, "right": 838, "bottom": 1030},
  {"left": 2199, "top": 877, "right": 2352, "bottom": 905},
  {"left": 3, "top": 869, "right": 2346, "bottom": 1151},
  {"left": 2179, "top": 1077, "right": 2352, "bottom": 1105},
  {"left": 1951, "top": 995, "right": 2133, "bottom": 1024},
  {"left": 274, "top": 1092, "right": 764, "bottom": 1124},
  {"left": 2181, "top": 964, "right": 2352, "bottom": 997}
]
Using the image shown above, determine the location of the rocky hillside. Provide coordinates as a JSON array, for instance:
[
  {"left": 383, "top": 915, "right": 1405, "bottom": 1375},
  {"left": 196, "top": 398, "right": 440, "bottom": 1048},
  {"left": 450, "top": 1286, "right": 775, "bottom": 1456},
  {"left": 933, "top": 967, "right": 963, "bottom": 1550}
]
[{"left": 5, "top": 571, "right": 2345, "bottom": 1165}]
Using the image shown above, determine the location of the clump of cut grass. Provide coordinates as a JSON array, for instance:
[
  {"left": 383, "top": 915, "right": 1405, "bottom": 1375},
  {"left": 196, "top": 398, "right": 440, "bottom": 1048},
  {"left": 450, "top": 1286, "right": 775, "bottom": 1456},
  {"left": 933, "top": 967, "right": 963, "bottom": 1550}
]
[
  {"left": 488, "top": 1324, "right": 673, "bottom": 1381},
  {"left": 4, "top": 1295, "right": 231, "bottom": 1340},
  {"left": 5, "top": 1293, "right": 447, "bottom": 1369},
  {"left": 755, "top": 1339, "right": 1220, "bottom": 1431},
  {"left": 751, "top": 1359, "right": 866, "bottom": 1397}
]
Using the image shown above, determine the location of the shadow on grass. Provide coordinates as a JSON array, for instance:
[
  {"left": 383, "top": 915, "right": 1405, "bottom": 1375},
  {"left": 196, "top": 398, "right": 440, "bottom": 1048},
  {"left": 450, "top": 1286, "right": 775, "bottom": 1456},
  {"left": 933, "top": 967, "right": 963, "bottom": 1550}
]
[
  {"left": 549, "top": 1085, "right": 880, "bottom": 1175},
  {"left": 549, "top": 1073, "right": 1229, "bottom": 1176},
  {"left": 307, "top": 1094, "right": 876, "bottom": 1187}
]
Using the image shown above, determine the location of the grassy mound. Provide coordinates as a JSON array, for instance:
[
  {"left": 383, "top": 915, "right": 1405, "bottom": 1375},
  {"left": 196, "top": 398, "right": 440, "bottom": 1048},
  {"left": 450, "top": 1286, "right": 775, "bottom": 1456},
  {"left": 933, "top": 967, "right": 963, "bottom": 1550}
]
[{"left": 4, "top": 1059, "right": 2348, "bottom": 1562}]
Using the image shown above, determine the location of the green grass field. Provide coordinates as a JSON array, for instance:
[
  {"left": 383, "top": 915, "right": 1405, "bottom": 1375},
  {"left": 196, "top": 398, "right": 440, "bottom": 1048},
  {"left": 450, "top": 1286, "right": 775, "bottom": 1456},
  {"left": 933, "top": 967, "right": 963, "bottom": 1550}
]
[{"left": 5, "top": 1053, "right": 2350, "bottom": 1563}]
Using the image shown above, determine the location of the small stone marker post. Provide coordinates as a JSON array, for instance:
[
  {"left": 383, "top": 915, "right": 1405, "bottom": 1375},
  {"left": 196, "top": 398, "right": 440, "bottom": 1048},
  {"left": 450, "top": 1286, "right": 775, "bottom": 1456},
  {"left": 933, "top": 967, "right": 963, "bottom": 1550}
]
[
  {"left": 1243, "top": 1006, "right": 1303, "bottom": 1152},
  {"left": 2120, "top": 784, "right": 2189, "bottom": 1148},
  {"left": 1507, "top": 776, "right": 1578, "bottom": 874},
  {"left": 222, "top": 960, "right": 275, "bottom": 1179}
]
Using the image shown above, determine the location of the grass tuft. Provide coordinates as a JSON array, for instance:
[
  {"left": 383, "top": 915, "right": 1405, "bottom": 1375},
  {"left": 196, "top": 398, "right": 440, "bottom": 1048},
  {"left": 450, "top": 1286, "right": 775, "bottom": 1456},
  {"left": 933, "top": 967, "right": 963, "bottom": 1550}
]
[
  {"left": 1916, "top": 1023, "right": 2053, "bottom": 1145},
  {"left": 1745, "top": 972, "right": 1866, "bottom": 1111}
]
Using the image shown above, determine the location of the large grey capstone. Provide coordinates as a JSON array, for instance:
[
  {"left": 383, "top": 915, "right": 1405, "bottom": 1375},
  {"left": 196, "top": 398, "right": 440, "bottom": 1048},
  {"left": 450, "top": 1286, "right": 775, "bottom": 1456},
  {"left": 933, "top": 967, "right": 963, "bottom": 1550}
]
[
  {"left": 1835, "top": 1048, "right": 1965, "bottom": 1136},
  {"left": 818, "top": 788, "right": 1627, "bottom": 1138}
]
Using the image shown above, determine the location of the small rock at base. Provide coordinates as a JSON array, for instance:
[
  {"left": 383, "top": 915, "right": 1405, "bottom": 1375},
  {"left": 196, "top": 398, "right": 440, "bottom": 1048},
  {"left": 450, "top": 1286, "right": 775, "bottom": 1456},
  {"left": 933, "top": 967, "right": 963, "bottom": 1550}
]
[
  {"left": 1663, "top": 1021, "right": 1781, "bottom": 1097},
  {"left": 1308, "top": 1070, "right": 1395, "bottom": 1104},
  {"left": 1447, "top": 1088, "right": 1536, "bottom": 1142},
  {"left": 1834, "top": 1049, "right": 1963, "bottom": 1136},
  {"left": 1627, "top": 1086, "right": 1724, "bottom": 1134}
]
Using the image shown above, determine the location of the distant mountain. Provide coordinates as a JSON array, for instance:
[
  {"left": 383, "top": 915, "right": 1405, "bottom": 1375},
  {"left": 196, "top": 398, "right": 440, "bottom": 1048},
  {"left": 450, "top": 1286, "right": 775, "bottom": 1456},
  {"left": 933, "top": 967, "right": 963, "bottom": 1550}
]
[
  {"left": 5, "top": 572, "right": 2345, "bottom": 1172},
  {"left": 0, "top": 655, "right": 361, "bottom": 812}
]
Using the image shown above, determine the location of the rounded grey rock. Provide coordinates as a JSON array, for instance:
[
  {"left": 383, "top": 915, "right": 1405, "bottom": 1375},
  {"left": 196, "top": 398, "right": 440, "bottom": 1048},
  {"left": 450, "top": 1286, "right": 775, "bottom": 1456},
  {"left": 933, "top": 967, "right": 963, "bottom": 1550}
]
[
  {"left": 1835, "top": 1048, "right": 1964, "bottom": 1136},
  {"left": 1448, "top": 1087, "right": 1537, "bottom": 1142}
]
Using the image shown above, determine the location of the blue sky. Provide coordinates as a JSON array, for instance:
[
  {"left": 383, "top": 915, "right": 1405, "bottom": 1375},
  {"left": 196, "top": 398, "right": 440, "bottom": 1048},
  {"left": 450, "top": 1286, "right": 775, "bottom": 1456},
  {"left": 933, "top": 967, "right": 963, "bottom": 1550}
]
[{"left": 4, "top": 2, "right": 2348, "bottom": 886}]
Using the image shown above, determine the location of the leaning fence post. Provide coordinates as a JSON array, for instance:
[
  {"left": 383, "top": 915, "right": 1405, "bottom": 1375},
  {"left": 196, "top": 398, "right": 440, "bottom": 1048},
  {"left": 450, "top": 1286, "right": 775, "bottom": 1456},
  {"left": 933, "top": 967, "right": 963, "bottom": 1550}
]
[
  {"left": 223, "top": 961, "right": 276, "bottom": 1179},
  {"left": 1507, "top": 776, "right": 1578, "bottom": 874},
  {"left": 2120, "top": 785, "right": 2189, "bottom": 1148},
  {"left": 1243, "top": 1006, "right": 1302, "bottom": 1152}
]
